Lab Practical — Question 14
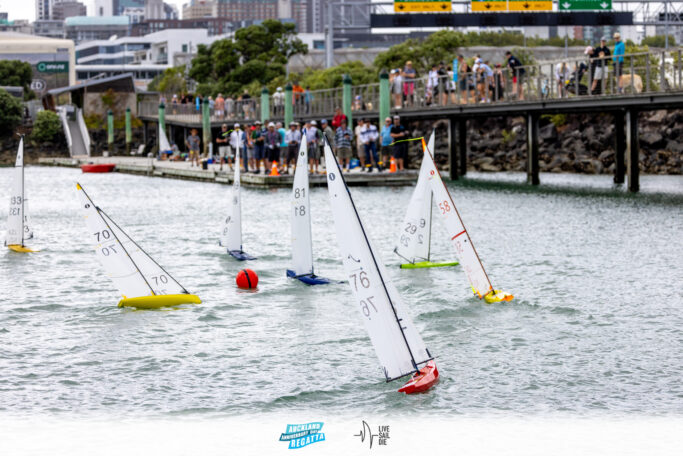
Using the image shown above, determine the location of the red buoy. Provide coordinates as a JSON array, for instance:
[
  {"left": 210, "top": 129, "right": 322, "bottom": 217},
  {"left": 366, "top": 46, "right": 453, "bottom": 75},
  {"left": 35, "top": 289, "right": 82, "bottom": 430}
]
[{"left": 236, "top": 269, "right": 258, "bottom": 289}]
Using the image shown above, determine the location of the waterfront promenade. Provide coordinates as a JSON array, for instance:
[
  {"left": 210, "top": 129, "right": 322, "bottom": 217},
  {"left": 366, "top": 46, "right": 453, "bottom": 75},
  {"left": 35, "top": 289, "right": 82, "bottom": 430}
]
[
  {"left": 38, "top": 156, "right": 418, "bottom": 188},
  {"left": 137, "top": 48, "right": 683, "bottom": 193}
]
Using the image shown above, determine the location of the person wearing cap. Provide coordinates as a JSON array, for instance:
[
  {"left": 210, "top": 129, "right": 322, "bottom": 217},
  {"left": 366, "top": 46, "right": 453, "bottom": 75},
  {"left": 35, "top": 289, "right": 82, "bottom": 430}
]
[
  {"left": 592, "top": 37, "right": 611, "bottom": 94},
  {"left": 613, "top": 32, "right": 625, "bottom": 93},
  {"left": 307, "top": 120, "right": 321, "bottom": 173},
  {"left": 505, "top": 51, "right": 525, "bottom": 101},
  {"left": 320, "top": 119, "right": 335, "bottom": 155},
  {"left": 380, "top": 116, "right": 393, "bottom": 169},
  {"left": 277, "top": 121, "right": 287, "bottom": 171},
  {"left": 390, "top": 115, "right": 407, "bottom": 172},
  {"left": 284, "top": 122, "right": 301, "bottom": 174},
  {"left": 354, "top": 118, "right": 365, "bottom": 169},
  {"left": 334, "top": 118, "right": 353, "bottom": 171},
  {"left": 251, "top": 120, "right": 265, "bottom": 174},
  {"left": 426, "top": 63, "right": 439, "bottom": 105},
  {"left": 229, "top": 123, "right": 247, "bottom": 172},
  {"left": 273, "top": 87, "right": 284, "bottom": 116},
  {"left": 216, "top": 123, "right": 232, "bottom": 171},
  {"left": 360, "top": 118, "right": 381, "bottom": 172},
  {"left": 265, "top": 122, "right": 281, "bottom": 170},
  {"left": 401, "top": 60, "right": 417, "bottom": 106}
]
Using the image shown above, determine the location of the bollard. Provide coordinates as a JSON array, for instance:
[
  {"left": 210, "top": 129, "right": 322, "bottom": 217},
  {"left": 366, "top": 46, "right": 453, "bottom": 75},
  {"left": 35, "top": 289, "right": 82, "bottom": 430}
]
[
  {"left": 107, "top": 109, "right": 114, "bottom": 154},
  {"left": 202, "top": 97, "right": 211, "bottom": 157},
  {"left": 284, "top": 82, "right": 293, "bottom": 127},
  {"left": 343, "top": 74, "right": 352, "bottom": 127},
  {"left": 261, "top": 86, "right": 269, "bottom": 123},
  {"left": 379, "top": 70, "right": 390, "bottom": 127},
  {"left": 125, "top": 107, "right": 132, "bottom": 154}
]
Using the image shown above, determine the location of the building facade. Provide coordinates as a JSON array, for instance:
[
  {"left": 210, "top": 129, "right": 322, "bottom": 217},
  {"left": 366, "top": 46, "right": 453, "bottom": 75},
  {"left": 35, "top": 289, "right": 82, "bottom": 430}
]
[
  {"left": 52, "top": 1, "right": 87, "bottom": 20},
  {"left": 183, "top": 1, "right": 216, "bottom": 19},
  {"left": 64, "top": 16, "right": 131, "bottom": 44}
]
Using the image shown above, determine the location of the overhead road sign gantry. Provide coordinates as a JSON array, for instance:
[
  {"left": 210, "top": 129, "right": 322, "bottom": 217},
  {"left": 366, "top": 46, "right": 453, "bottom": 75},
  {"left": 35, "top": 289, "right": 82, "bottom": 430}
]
[
  {"left": 394, "top": 0, "right": 452, "bottom": 12},
  {"left": 507, "top": 1, "right": 553, "bottom": 11},
  {"left": 471, "top": 0, "right": 507, "bottom": 12},
  {"left": 370, "top": 12, "right": 634, "bottom": 28}
]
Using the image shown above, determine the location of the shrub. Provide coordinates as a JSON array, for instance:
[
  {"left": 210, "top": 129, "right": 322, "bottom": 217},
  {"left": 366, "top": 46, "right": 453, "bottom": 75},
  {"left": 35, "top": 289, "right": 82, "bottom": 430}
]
[
  {"left": 31, "top": 110, "right": 62, "bottom": 143},
  {"left": 0, "top": 88, "right": 23, "bottom": 136}
]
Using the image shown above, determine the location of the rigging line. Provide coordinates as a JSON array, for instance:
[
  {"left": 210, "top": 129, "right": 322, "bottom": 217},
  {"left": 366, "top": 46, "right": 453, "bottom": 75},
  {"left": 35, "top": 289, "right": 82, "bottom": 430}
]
[
  {"left": 98, "top": 207, "right": 190, "bottom": 294},
  {"left": 393, "top": 247, "right": 414, "bottom": 265},
  {"left": 428, "top": 190, "right": 433, "bottom": 263},
  {"left": 19, "top": 136, "right": 25, "bottom": 246},
  {"left": 426, "top": 149, "right": 494, "bottom": 295},
  {"left": 325, "top": 137, "right": 422, "bottom": 376},
  {"left": 78, "top": 183, "right": 157, "bottom": 295}
]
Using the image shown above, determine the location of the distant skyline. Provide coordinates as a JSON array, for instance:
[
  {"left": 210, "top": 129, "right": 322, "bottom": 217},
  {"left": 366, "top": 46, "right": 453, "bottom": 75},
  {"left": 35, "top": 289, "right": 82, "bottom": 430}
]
[{"left": 1, "top": 0, "right": 186, "bottom": 21}]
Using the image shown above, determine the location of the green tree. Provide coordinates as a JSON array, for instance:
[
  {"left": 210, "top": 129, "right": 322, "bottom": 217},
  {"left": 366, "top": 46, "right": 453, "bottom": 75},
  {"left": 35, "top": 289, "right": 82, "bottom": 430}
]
[
  {"left": 148, "top": 66, "right": 187, "bottom": 95},
  {"left": 299, "top": 61, "right": 377, "bottom": 90},
  {"left": 641, "top": 35, "right": 676, "bottom": 48},
  {"left": 0, "top": 88, "right": 23, "bottom": 136},
  {"left": 31, "top": 110, "right": 62, "bottom": 143},
  {"left": 0, "top": 60, "right": 35, "bottom": 100},
  {"left": 188, "top": 20, "right": 307, "bottom": 97}
]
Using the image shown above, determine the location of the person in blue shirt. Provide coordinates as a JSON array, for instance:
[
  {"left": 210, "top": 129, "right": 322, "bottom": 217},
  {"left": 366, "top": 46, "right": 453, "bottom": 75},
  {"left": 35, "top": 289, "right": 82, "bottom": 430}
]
[
  {"left": 380, "top": 117, "right": 393, "bottom": 170},
  {"left": 277, "top": 122, "right": 287, "bottom": 172},
  {"left": 613, "top": 32, "right": 625, "bottom": 93}
]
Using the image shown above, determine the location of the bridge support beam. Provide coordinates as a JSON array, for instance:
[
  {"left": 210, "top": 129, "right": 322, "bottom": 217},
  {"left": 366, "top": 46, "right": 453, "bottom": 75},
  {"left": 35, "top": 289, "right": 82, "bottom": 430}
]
[
  {"left": 448, "top": 118, "right": 458, "bottom": 180},
  {"left": 526, "top": 112, "right": 540, "bottom": 185},
  {"left": 614, "top": 110, "right": 626, "bottom": 184},
  {"left": 626, "top": 109, "right": 640, "bottom": 192},
  {"left": 458, "top": 118, "right": 467, "bottom": 177},
  {"left": 142, "top": 120, "right": 148, "bottom": 149}
]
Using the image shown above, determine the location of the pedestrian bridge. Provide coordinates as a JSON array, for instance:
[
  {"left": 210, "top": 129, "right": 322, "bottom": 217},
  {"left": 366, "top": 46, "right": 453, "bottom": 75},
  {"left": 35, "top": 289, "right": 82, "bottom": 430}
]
[{"left": 137, "top": 47, "right": 683, "bottom": 192}]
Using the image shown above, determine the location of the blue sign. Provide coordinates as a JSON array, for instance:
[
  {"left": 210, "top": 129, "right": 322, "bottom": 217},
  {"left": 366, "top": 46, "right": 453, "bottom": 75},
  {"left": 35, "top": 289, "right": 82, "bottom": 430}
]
[{"left": 279, "top": 422, "right": 326, "bottom": 449}]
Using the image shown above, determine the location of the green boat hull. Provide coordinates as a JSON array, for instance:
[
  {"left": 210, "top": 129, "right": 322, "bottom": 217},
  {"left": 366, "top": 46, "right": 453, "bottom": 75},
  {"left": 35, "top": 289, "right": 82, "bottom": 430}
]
[{"left": 400, "top": 261, "right": 459, "bottom": 269}]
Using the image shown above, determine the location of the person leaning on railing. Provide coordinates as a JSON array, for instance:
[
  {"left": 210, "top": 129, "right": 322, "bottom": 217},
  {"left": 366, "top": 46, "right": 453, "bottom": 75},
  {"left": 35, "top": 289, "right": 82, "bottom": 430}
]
[
  {"left": 613, "top": 33, "right": 625, "bottom": 93},
  {"left": 592, "top": 37, "right": 611, "bottom": 95}
]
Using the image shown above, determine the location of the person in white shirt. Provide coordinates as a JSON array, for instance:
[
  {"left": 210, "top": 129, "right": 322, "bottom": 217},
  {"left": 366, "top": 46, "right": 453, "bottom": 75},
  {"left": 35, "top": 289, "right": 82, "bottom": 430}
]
[
  {"left": 360, "top": 118, "right": 381, "bottom": 172},
  {"left": 229, "top": 123, "right": 247, "bottom": 172},
  {"left": 273, "top": 87, "right": 284, "bottom": 116},
  {"left": 307, "top": 120, "right": 321, "bottom": 173},
  {"left": 555, "top": 62, "right": 571, "bottom": 98},
  {"left": 426, "top": 64, "right": 439, "bottom": 105},
  {"left": 284, "top": 122, "right": 302, "bottom": 174}
]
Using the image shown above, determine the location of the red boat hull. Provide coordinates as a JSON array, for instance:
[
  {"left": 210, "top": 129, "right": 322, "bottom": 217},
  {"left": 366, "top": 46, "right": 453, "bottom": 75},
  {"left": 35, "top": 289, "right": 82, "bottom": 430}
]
[
  {"left": 398, "top": 361, "right": 439, "bottom": 394},
  {"left": 81, "top": 163, "right": 116, "bottom": 173}
]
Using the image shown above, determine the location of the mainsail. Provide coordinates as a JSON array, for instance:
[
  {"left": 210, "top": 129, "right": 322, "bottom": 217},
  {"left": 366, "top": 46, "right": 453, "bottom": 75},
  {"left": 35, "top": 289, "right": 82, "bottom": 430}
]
[
  {"left": 324, "top": 139, "right": 432, "bottom": 381},
  {"left": 6, "top": 138, "right": 26, "bottom": 247},
  {"left": 290, "top": 135, "right": 314, "bottom": 276},
  {"left": 422, "top": 141, "right": 493, "bottom": 298},
  {"left": 77, "top": 183, "right": 188, "bottom": 299},
  {"left": 159, "top": 123, "right": 171, "bottom": 152},
  {"left": 394, "top": 134, "right": 434, "bottom": 264},
  {"left": 220, "top": 137, "right": 242, "bottom": 252}
]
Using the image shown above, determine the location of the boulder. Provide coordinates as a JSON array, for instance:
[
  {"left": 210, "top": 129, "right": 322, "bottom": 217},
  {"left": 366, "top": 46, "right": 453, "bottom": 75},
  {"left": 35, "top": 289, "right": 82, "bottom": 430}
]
[
  {"left": 665, "top": 140, "right": 683, "bottom": 154},
  {"left": 539, "top": 123, "right": 557, "bottom": 142},
  {"left": 640, "top": 132, "right": 665, "bottom": 149}
]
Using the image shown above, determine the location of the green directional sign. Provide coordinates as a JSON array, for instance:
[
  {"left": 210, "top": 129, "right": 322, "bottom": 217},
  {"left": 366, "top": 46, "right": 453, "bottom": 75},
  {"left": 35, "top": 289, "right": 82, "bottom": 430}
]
[
  {"left": 36, "top": 61, "right": 69, "bottom": 73},
  {"left": 559, "top": 0, "right": 612, "bottom": 10}
]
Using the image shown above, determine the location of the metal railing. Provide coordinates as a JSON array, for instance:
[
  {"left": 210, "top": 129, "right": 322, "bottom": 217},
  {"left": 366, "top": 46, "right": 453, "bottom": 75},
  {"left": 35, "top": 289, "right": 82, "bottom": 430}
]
[{"left": 139, "top": 47, "right": 683, "bottom": 125}]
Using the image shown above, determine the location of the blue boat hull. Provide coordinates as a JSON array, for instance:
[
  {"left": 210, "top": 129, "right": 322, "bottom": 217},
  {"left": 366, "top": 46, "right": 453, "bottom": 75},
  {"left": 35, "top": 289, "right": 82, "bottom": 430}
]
[
  {"left": 229, "top": 250, "right": 257, "bottom": 261},
  {"left": 286, "top": 269, "right": 333, "bottom": 285}
]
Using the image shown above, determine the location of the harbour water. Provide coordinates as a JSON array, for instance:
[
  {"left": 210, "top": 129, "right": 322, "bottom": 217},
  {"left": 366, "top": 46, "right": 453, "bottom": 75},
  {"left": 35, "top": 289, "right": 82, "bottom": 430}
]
[{"left": 1, "top": 167, "right": 682, "bottom": 419}]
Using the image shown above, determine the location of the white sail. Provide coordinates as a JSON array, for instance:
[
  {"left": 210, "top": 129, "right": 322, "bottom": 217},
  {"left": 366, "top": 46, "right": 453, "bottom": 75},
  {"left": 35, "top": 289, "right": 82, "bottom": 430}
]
[
  {"left": 6, "top": 138, "right": 25, "bottom": 246},
  {"left": 23, "top": 201, "right": 33, "bottom": 240},
  {"left": 159, "top": 123, "right": 171, "bottom": 152},
  {"left": 220, "top": 136, "right": 242, "bottom": 251},
  {"left": 77, "top": 183, "right": 187, "bottom": 298},
  {"left": 394, "top": 147, "right": 432, "bottom": 263},
  {"left": 290, "top": 135, "right": 314, "bottom": 276},
  {"left": 324, "top": 141, "right": 432, "bottom": 381},
  {"left": 423, "top": 146, "right": 493, "bottom": 298}
]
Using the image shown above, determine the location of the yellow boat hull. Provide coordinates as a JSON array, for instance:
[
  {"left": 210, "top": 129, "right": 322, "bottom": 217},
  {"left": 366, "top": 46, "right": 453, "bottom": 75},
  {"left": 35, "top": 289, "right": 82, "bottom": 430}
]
[
  {"left": 484, "top": 290, "right": 514, "bottom": 303},
  {"left": 7, "top": 244, "right": 38, "bottom": 253},
  {"left": 118, "top": 294, "right": 201, "bottom": 309}
]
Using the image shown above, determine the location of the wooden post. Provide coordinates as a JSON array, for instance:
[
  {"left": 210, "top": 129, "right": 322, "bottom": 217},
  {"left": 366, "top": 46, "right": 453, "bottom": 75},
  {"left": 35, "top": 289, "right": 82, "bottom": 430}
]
[
  {"left": 626, "top": 109, "right": 639, "bottom": 192},
  {"left": 458, "top": 119, "right": 467, "bottom": 176},
  {"left": 125, "top": 107, "right": 132, "bottom": 154},
  {"left": 614, "top": 110, "right": 626, "bottom": 184},
  {"left": 526, "top": 112, "right": 540, "bottom": 185},
  {"left": 202, "top": 98, "right": 211, "bottom": 157},
  {"left": 448, "top": 118, "right": 458, "bottom": 180},
  {"left": 107, "top": 109, "right": 114, "bottom": 154}
]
